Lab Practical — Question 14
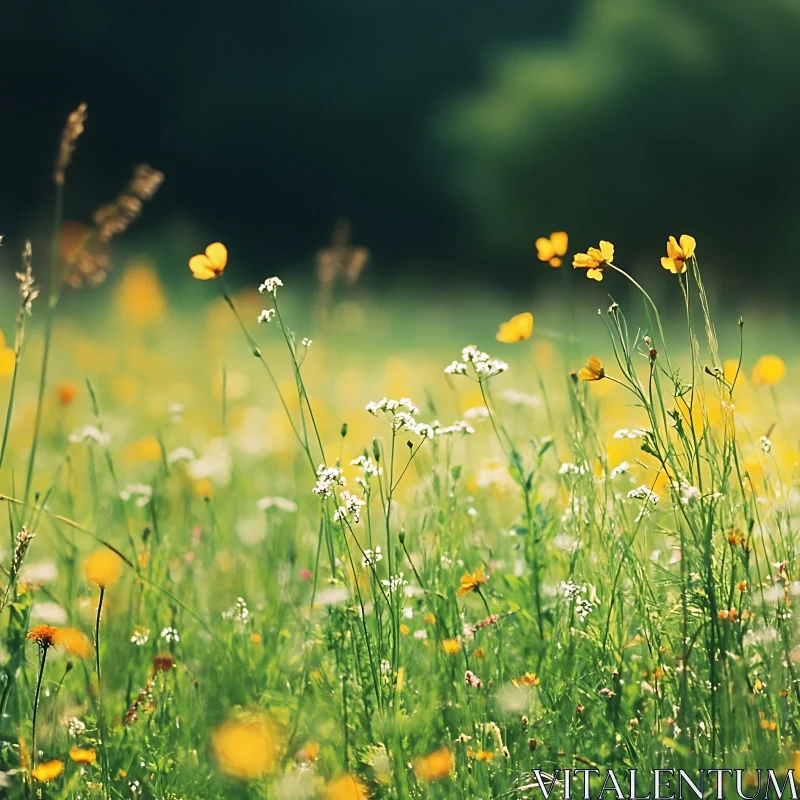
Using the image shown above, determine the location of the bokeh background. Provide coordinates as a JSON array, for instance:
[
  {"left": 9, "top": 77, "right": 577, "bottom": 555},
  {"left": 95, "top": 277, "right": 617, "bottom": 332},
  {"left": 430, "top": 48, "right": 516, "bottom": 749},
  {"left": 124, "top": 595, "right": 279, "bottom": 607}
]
[{"left": 2, "top": 0, "right": 800, "bottom": 300}]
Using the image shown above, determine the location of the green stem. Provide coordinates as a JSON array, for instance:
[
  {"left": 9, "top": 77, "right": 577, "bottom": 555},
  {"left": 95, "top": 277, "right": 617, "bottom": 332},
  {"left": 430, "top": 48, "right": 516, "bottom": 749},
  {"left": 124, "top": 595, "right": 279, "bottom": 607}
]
[{"left": 31, "top": 646, "right": 48, "bottom": 768}]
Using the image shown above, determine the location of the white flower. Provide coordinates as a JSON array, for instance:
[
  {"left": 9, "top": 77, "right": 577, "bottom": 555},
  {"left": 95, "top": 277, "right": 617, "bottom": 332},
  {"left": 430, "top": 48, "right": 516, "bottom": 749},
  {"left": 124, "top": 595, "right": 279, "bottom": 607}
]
[
  {"left": 258, "top": 277, "right": 284, "bottom": 296},
  {"left": 362, "top": 547, "right": 383, "bottom": 568},
  {"left": 301, "top": 337, "right": 312, "bottom": 347},
  {"left": 500, "top": 389, "right": 542, "bottom": 407},
  {"left": 160, "top": 627, "right": 180, "bottom": 643},
  {"left": 613, "top": 428, "right": 647, "bottom": 439},
  {"left": 381, "top": 573, "right": 408, "bottom": 592},
  {"left": 131, "top": 628, "right": 149, "bottom": 646},
  {"left": 627, "top": 485, "right": 660, "bottom": 505},
  {"left": 222, "top": 596, "right": 250, "bottom": 624},
  {"left": 610, "top": 461, "right": 631, "bottom": 478},
  {"left": 68, "top": 425, "right": 110, "bottom": 446},
  {"left": 119, "top": 483, "right": 153, "bottom": 508},
  {"left": 62, "top": 716, "right": 86, "bottom": 737},
  {"left": 559, "top": 462, "right": 589, "bottom": 476},
  {"left": 312, "top": 464, "right": 346, "bottom": 497},
  {"left": 433, "top": 420, "right": 475, "bottom": 436},
  {"left": 445, "top": 360, "right": 467, "bottom": 375},
  {"left": 463, "top": 406, "right": 490, "bottom": 420},
  {"left": 333, "top": 490, "right": 366, "bottom": 524},
  {"left": 167, "top": 446, "right": 195, "bottom": 464},
  {"left": 759, "top": 435, "right": 772, "bottom": 454},
  {"left": 256, "top": 496, "right": 298, "bottom": 512},
  {"left": 258, "top": 308, "right": 276, "bottom": 323}
]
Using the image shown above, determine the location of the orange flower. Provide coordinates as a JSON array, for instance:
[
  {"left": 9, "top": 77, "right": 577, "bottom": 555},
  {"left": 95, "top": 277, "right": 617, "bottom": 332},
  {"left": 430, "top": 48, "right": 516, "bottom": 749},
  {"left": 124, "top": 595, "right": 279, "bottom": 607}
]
[
  {"left": 325, "top": 775, "right": 369, "bottom": 799},
  {"left": 212, "top": 713, "right": 276, "bottom": 780},
  {"left": 457, "top": 565, "right": 489, "bottom": 596},
  {"left": 573, "top": 240, "right": 613, "bottom": 281},
  {"left": 84, "top": 550, "right": 124, "bottom": 588},
  {"left": 54, "top": 627, "right": 92, "bottom": 659},
  {"left": 414, "top": 747, "right": 454, "bottom": 781},
  {"left": 535, "top": 231, "right": 568, "bottom": 267},
  {"left": 57, "top": 380, "right": 79, "bottom": 406},
  {"left": 69, "top": 747, "right": 97, "bottom": 764},
  {"left": 496, "top": 312, "right": 533, "bottom": 344},
  {"left": 189, "top": 242, "right": 228, "bottom": 280},
  {"left": 31, "top": 760, "right": 64, "bottom": 782},
  {"left": 578, "top": 355, "right": 605, "bottom": 381},
  {"left": 26, "top": 625, "right": 59, "bottom": 650},
  {"left": 661, "top": 235, "right": 696, "bottom": 274}
]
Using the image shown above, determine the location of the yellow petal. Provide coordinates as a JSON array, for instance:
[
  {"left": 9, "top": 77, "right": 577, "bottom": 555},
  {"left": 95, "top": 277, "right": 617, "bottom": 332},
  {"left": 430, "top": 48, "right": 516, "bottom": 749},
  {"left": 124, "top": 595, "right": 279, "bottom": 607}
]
[
  {"left": 551, "top": 231, "right": 568, "bottom": 256},
  {"left": 535, "top": 237, "right": 555, "bottom": 261},
  {"left": 752, "top": 355, "right": 786, "bottom": 386},
  {"left": 205, "top": 241, "right": 228, "bottom": 271},
  {"left": 549, "top": 257, "right": 562, "bottom": 268},
  {"left": 679, "top": 234, "right": 696, "bottom": 258},
  {"left": 666, "top": 236, "right": 681, "bottom": 260},
  {"left": 661, "top": 256, "right": 679, "bottom": 273},
  {"left": 573, "top": 253, "right": 593, "bottom": 268},
  {"left": 189, "top": 254, "right": 217, "bottom": 280},
  {"left": 496, "top": 312, "right": 533, "bottom": 344},
  {"left": 0, "top": 348, "right": 15, "bottom": 376},
  {"left": 599, "top": 240, "right": 614, "bottom": 262},
  {"left": 586, "top": 268, "right": 603, "bottom": 281}
]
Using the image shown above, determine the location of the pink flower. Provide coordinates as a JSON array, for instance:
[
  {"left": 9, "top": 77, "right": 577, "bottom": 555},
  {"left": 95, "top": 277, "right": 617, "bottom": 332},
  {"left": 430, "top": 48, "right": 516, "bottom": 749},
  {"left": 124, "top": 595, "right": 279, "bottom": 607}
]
[{"left": 299, "top": 569, "right": 313, "bottom": 581}]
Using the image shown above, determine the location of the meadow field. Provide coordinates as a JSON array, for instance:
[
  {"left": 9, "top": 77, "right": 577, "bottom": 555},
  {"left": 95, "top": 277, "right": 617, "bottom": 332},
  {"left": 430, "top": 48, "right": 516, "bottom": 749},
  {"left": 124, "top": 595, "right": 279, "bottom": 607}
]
[{"left": 2, "top": 115, "right": 800, "bottom": 800}]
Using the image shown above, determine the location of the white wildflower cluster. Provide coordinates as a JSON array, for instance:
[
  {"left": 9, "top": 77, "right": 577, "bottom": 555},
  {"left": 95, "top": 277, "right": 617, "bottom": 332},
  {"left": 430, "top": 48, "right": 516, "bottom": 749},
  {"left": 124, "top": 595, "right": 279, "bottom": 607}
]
[
  {"left": 362, "top": 546, "right": 383, "bottom": 568},
  {"left": 256, "top": 496, "right": 298, "bottom": 512},
  {"left": 312, "top": 464, "right": 346, "bottom": 497},
  {"left": 463, "top": 406, "right": 490, "bottom": 420},
  {"left": 301, "top": 337, "right": 312, "bottom": 347},
  {"left": 445, "top": 345, "right": 508, "bottom": 380},
  {"left": 613, "top": 428, "right": 648, "bottom": 439},
  {"left": 432, "top": 419, "right": 475, "bottom": 437},
  {"left": 672, "top": 479, "right": 702, "bottom": 505},
  {"left": 258, "top": 276, "right": 283, "bottom": 296},
  {"left": 365, "top": 397, "right": 434, "bottom": 438},
  {"left": 610, "top": 461, "right": 631, "bottom": 478},
  {"left": 119, "top": 483, "right": 153, "bottom": 508},
  {"left": 167, "top": 446, "right": 195, "bottom": 464},
  {"left": 559, "top": 462, "right": 590, "bottom": 476},
  {"left": 760, "top": 435, "right": 772, "bottom": 454},
  {"left": 62, "top": 716, "right": 86, "bottom": 737},
  {"left": 560, "top": 581, "right": 594, "bottom": 621},
  {"left": 332, "top": 490, "right": 366, "bottom": 524},
  {"left": 351, "top": 455, "right": 382, "bottom": 488},
  {"left": 381, "top": 573, "right": 408, "bottom": 592},
  {"left": 160, "top": 626, "right": 180, "bottom": 643},
  {"left": 258, "top": 309, "right": 276, "bottom": 323},
  {"left": 500, "top": 389, "right": 542, "bottom": 407},
  {"left": 68, "top": 425, "right": 110, "bottom": 446},
  {"left": 222, "top": 596, "right": 250, "bottom": 625},
  {"left": 130, "top": 627, "right": 149, "bottom": 646},
  {"left": 627, "top": 485, "right": 660, "bottom": 505}
]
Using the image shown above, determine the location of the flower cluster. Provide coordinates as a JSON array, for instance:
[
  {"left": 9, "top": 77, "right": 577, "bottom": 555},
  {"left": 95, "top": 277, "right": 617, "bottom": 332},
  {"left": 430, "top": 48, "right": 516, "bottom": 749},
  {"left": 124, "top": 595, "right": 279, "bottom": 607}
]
[
  {"left": 332, "top": 491, "right": 366, "bottom": 524},
  {"left": 362, "top": 547, "right": 383, "bottom": 568},
  {"left": 365, "top": 397, "right": 435, "bottom": 438},
  {"left": 465, "top": 669, "right": 483, "bottom": 689},
  {"left": 68, "top": 425, "right": 110, "bottom": 446},
  {"left": 445, "top": 345, "right": 508, "bottom": 380},
  {"left": 627, "top": 485, "right": 660, "bottom": 505},
  {"left": 432, "top": 419, "right": 475, "bottom": 437},
  {"left": 351, "top": 455, "right": 382, "bottom": 488},
  {"left": 258, "top": 277, "right": 283, "bottom": 297},
  {"left": 560, "top": 581, "right": 594, "bottom": 621},
  {"left": 119, "top": 483, "right": 153, "bottom": 508},
  {"left": 222, "top": 596, "right": 250, "bottom": 625},
  {"left": 613, "top": 428, "right": 648, "bottom": 439},
  {"left": 312, "top": 464, "right": 346, "bottom": 498},
  {"left": 257, "top": 309, "right": 275, "bottom": 324}
]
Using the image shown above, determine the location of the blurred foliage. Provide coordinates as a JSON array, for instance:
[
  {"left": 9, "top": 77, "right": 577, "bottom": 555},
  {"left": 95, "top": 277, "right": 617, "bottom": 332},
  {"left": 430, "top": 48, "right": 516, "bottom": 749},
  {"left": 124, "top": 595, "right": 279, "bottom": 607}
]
[{"left": 439, "top": 0, "right": 800, "bottom": 293}]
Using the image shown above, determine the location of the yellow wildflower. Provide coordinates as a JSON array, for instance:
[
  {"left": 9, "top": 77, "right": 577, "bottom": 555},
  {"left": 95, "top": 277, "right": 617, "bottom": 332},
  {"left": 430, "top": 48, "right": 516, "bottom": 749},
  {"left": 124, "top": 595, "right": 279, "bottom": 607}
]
[
  {"left": 325, "top": 774, "right": 370, "bottom": 799},
  {"left": 661, "top": 235, "right": 696, "bottom": 274},
  {"left": 578, "top": 355, "right": 605, "bottom": 381},
  {"left": 442, "top": 639, "right": 461, "bottom": 655},
  {"left": 31, "top": 760, "right": 64, "bottom": 782},
  {"left": 84, "top": 550, "right": 124, "bottom": 588},
  {"left": 752, "top": 355, "right": 785, "bottom": 386},
  {"left": 189, "top": 242, "right": 228, "bottom": 280},
  {"left": 26, "top": 625, "right": 59, "bottom": 650},
  {"left": 457, "top": 565, "right": 488, "bottom": 596},
  {"left": 54, "top": 627, "right": 92, "bottom": 659},
  {"left": 573, "top": 240, "right": 613, "bottom": 281},
  {"left": 496, "top": 312, "right": 533, "bottom": 343},
  {"left": 535, "top": 231, "right": 568, "bottom": 267},
  {"left": 414, "top": 747, "right": 454, "bottom": 781},
  {"left": 212, "top": 713, "right": 276, "bottom": 780},
  {"left": 69, "top": 747, "right": 97, "bottom": 764}
]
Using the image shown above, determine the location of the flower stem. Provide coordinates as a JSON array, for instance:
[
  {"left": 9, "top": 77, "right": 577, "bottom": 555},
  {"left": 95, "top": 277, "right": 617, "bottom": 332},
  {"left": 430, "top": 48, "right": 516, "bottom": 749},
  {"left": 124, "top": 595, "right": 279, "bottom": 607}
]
[{"left": 31, "top": 647, "right": 48, "bottom": 768}]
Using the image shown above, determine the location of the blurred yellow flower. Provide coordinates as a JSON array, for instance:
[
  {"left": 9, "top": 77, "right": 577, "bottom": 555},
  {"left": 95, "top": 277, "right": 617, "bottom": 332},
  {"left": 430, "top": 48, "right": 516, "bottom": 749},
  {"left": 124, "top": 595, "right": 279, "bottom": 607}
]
[
  {"left": 69, "top": 747, "right": 96, "bottom": 764},
  {"left": 573, "top": 240, "right": 613, "bottom": 281},
  {"left": 325, "top": 775, "right": 369, "bottom": 800},
  {"left": 661, "top": 235, "right": 696, "bottom": 274},
  {"left": 578, "top": 356, "right": 605, "bottom": 381},
  {"left": 55, "top": 627, "right": 92, "bottom": 659},
  {"left": 189, "top": 242, "right": 228, "bottom": 280},
  {"left": 535, "top": 231, "right": 568, "bottom": 267},
  {"left": 124, "top": 436, "right": 162, "bottom": 463},
  {"left": 212, "top": 713, "right": 276, "bottom": 780},
  {"left": 467, "top": 749, "right": 494, "bottom": 761},
  {"left": 31, "top": 760, "right": 64, "bottom": 782},
  {"left": 442, "top": 639, "right": 461, "bottom": 655},
  {"left": 752, "top": 355, "right": 785, "bottom": 386},
  {"left": 496, "top": 312, "right": 533, "bottom": 344},
  {"left": 84, "top": 551, "right": 124, "bottom": 589},
  {"left": 511, "top": 672, "right": 540, "bottom": 687},
  {"left": 457, "top": 565, "right": 488, "bottom": 596},
  {"left": 423, "top": 613, "right": 436, "bottom": 625},
  {"left": 414, "top": 747, "right": 454, "bottom": 781},
  {"left": 0, "top": 346, "right": 14, "bottom": 376},
  {"left": 117, "top": 261, "right": 166, "bottom": 323}
]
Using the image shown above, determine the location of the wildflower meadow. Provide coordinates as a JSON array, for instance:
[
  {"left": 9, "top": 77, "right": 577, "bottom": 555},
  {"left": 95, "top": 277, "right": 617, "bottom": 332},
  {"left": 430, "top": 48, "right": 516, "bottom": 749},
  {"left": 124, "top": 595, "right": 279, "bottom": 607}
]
[{"left": 2, "top": 107, "right": 800, "bottom": 800}]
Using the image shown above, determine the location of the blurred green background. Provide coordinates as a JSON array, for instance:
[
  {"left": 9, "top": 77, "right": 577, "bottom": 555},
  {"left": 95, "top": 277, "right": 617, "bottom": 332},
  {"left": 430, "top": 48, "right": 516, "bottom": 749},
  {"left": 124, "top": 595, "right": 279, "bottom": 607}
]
[{"left": 2, "top": 0, "right": 800, "bottom": 298}]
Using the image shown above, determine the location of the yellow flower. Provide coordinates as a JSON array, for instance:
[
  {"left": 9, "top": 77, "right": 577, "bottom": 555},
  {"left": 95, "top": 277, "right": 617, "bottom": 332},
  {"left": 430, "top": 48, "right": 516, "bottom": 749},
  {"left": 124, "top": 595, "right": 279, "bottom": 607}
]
[
  {"left": 123, "top": 436, "right": 162, "bottom": 463},
  {"left": 0, "top": 347, "right": 14, "bottom": 376},
  {"left": 511, "top": 672, "right": 540, "bottom": 687},
  {"left": 54, "top": 627, "right": 92, "bottom": 659},
  {"left": 752, "top": 355, "right": 785, "bottom": 386},
  {"left": 457, "top": 565, "right": 489, "bottom": 596},
  {"left": 69, "top": 747, "right": 97, "bottom": 764},
  {"left": 496, "top": 312, "right": 533, "bottom": 344},
  {"left": 117, "top": 261, "right": 166, "bottom": 324},
  {"left": 212, "top": 713, "right": 276, "bottom": 780},
  {"left": 423, "top": 613, "right": 436, "bottom": 625},
  {"left": 189, "top": 242, "right": 228, "bottom": 280},
  {"left": 399, "top": 624, "right": 410, "bottom": 635},
  {"left": 31, "top": 760, "right": 64, "bottom": 782},
  {"left": 442, "top": 639, "right": 461, "bottom": 655},
  {"left": 84, "top": 550, "right": 124, "bottom": 589},
  {"left": 573, "top": 240, "right": 613, "bottom": 281},
  {"left": 535, "top": 231, "right": 568, "bottom": 267},
  {"left": 414, "top": 747, "right": 454, "bottom": 781},
  {"left": 467, "top": 749, "right": 494, "bottom": 762},
  {"left": 578, "top": 355, "right": 605, "bottom": 381},
  {"left": 660, "top": 235, "right": 696, "bottom": 274},
  {"left": 325, "top": 774, "right": 370, "bottom": 800}
]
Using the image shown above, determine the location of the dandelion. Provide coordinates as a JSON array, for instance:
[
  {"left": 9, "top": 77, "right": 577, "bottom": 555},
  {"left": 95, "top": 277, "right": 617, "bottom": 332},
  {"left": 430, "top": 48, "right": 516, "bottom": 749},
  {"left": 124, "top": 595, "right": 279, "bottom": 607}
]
[
  {"left": 578, "top": 355, "right": 605, "bottom": 381},
  {"left": 457, "top": 565, "right": 489, "bottom": 596},
  {"left": 31, "top": 760, "right": 64, "bottom": 783},
  {"left": 212, "top": 713, "right": 276, "bottom": 779},
  {"left": 535, "top": 231, "right": 568, "bottom": 267},
  {"left": 661, "top": 235, "right": 696, "bottom": 274},
  {"left": 752, "top": 355, "right": 786, "bottom": 386},
  {"left": 414, "top": 747, "right": 454, "bottom": 781},
  {"left": 84, "top": 551, "right": 124, "bottom": 588},
  {"left": 259, "top": 277, "right": 284, "bottom": 297},
  {"left": 69, "top": 747, "right": 97, "bottom": 765},
  {"left": 573, "top": 240, "right": 614, "bottom": 281},
  {"left": 442, "top": 639, "right": 461, "bottom": 655},
  {"left": 496, "top": 312, "right": 533, "bottom": 343},
  {"left": 189, "top": 242, "right": 228, "bottom": 280},
  {"left": 467, "top": 749, "right": 494, "bottom": 762},
  {"left": 27, "top": 625, "right": 58, "bottom": 769}
]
